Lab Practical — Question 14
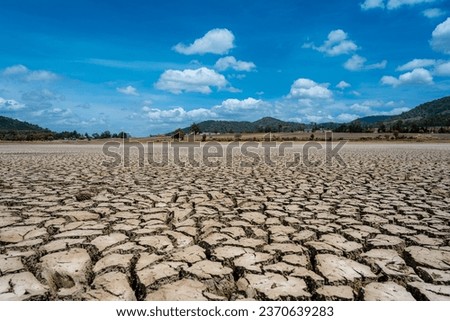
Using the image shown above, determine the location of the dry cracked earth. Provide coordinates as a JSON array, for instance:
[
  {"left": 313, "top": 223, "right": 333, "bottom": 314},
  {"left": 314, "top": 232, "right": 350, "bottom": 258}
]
[{"left": 0, "top": 142, "right": 449, "bottom": 301}]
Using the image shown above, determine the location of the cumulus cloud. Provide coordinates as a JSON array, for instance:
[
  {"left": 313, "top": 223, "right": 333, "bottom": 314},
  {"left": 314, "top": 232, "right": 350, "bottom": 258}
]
[
  {"left": 336, "top": 81, "right": 351, "bottom": 89},
  {"left": 430, "top": 17, "right": 450, "bottom": 54},
  {"left": 349, "top": 100, "right": 383, "bottom": 114},
  {"left": 213, "top": 97, "right": 268, "bottom": 114},
  {"left": 362, "top": 0, "right": 438, "bottom": 10},
  {"left": 396, "top": 58, "right": 436, "bottom": 71},
  {"left": 2, "top": 64, "right": 58, "bottom": 81},
  {"left": 117, "top": 85, "right": 139, "bottom": 96},
  {"left": 423, "top": 8, "right": 446, "bottom": 18},
  {"left": 143, "top": 106, "right": 217, "bottom": 122},
  {"left": 381, "top": 107, "right": 411, "bottom": 115},
  {"left": 387, "top": 0, "right": 437, "bottom": 10},
  {"left": 0, "top": 97, "right": 25, "bottom": 110},
  {"left": 434, "top": 61, "right": 450, "bottom": 75},
  {"left": 336, "top": 113, "right": 360, "bottom": 122},
  {"left": 214, "top": 56, "right": 256, "bottom": 71},
  {"left": 155, "top": 67, "right": 229, "bottom": 94},
  {"left": 381, "top": 68, "right": 433, "bottom": 86},
  {"left": 338, "top": 100, "right": 410, "bottom": 119},
  {"left": 2, "top": 64, "right": 29, "bottom": 76},
  {"left": 173, "top": 28, "right": 235, "bottom": 55},
  {"left": 303, "top": 29, "right": 358, "bottom": 56},
  {"left": 25, "top": 70, "right": 58, "bottom": 81},
  {"left": 21, "top": 89, "right": 63, "bottom": 102},
  {"left": 344, "top": 54, "right": 387, "bottom": 71},
  {"left": 288, "top": 78, "right": 333, "bottom": 99},
  {"left": 395, "top": 58, "right": 450, "bottom": 76},
  {"left": 361, "top": 0, "right": 385, "bottom": 10}
]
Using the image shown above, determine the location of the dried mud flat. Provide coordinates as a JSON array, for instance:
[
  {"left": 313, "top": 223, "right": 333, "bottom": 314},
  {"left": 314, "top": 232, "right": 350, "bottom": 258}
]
[{"left": 0, "top": 142, "right": 449, "bottom": 301}]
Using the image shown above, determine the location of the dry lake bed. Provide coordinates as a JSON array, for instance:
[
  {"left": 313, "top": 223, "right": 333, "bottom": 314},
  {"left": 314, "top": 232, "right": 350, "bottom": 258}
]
[{"left": 0, "top": 142, "right": 449, "bottom": 301}]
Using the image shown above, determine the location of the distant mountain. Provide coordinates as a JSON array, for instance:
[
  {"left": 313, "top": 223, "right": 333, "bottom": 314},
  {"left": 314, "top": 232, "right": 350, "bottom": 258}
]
[
  {"left": 169, "top": 117, "right": 307, "bottom": 135},
  {"left": 0, "top": 115, "right": 54, "bottom": 140},
  {"left": 352, "top": 115, "right": 392, "bottom": 125},
  {"left": 349, "top": 96, "right": 450, "bottom": 129},
  {"left": 0, "top": 115, "right": 50, "bottom": 132},
  {"left": 388, "top": 96, "right": 450, "bottom": 126},
  {"left": 184, "top": 120, "right": 255, "bottom": 134}
]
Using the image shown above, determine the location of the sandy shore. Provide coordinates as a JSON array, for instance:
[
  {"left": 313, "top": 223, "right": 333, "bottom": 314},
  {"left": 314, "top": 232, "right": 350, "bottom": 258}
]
[{"left": 0, "top": 142, "right": 449, "bottom": 301}]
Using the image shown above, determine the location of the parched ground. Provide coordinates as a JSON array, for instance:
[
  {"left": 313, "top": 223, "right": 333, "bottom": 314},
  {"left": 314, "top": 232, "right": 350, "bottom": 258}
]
[{"left": 0, "top": 142, "right": 449, "bottom": 301}]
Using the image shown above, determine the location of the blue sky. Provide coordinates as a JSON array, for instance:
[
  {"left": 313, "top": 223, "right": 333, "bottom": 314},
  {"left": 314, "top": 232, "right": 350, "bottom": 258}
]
[{"left": 1, "top": 0, "right": 450, "bottom": 136}]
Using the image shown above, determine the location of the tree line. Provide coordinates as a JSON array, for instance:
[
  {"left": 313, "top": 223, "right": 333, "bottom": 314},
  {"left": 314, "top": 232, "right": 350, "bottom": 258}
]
[
  {"left": 0, "top": 130, "right": 130, "bottom": 141},
  {"left": 334, "top": 120, "right": 450, "bottom": 134}
]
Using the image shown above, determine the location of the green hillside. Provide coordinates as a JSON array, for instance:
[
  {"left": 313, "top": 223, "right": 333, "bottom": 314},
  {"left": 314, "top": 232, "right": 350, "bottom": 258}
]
[
  {"left": 170, "top": 117, "right": 307, "bottom": 135},
  {"left": 389, "top": 96, "right": 450, "bottom": 126},
  {"left": 0, "top": 116, "right": 49, "bottom": 132}
]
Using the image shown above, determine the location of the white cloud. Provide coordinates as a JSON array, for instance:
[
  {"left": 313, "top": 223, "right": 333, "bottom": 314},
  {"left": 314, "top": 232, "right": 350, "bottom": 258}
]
[
  {"left": 288, "top": 78, "right": 333, "bottom": 99},
  {"left": 49, "top": 107, "right": 72, "bottom": 117},
  {"left": 155, "top": 67, "right": 229, "bottom": 94},
  {"left": 387, "top": 0, "right": 437, "bottom": 10},
  {"left": 380, "top": 107, "right": 411, "bottom": 115},
  {"left": 361, "top": 0, "right": 385, "bottom": 10},
  {"left": 173, "top": 28, "right": 235, "bottom": 55},
  {"left": 381, "top": 68, "right": 433, "bottom": 86},
  {"left": 214, "top": 56, "right": 256, "bottom": 71},
  {"left": 2, "top": 64, "right": 58, "bottom": 81},
  {"left": 21, "top": 89, "right": 61, "bottom": 101},
  {"left": 361, "top": 0, "right": 438, "bottom": 10},
  {"left": 25, "top": 70, "right": 58, "bottom": 81},
  {"left": 336, "top": 113, "right": 360, "bottom": 122},
  {"left": 144, "top": 106, "right": 217, "bottom": 122},
  {"left": 213, "top": 97, "right": 268, "bottom": 114},
  {"left": 303, "top": 29, "right": 358, "bottom": 56},
  {"left": 117, "top": 85, "right": 139, "bottom": 96},
  {"left": 0, "top": 97, "right": 25, "bottom": 110},
  {"left": 344, "top": 54, "right": 387, "bottom": 71},
  {"left": 430, "top": 17, "right": 450, "bottom": 54},
  {"left": 3, "top": 64, "right": 29, "bottom": 75},
  {"left": 396, "top": 58, "right": 436, "bottom": 71},
  {"left": 423, "top": 8, "right": 446, "bottom": 18},
  {"left": 434, "top": 61, "right": 450, "bottom": 75},
  {"left": 395, "top": 58, "right": 450, "bottom": 76},
  {"left": 348, "top": 100, "right": 384, "bottom": 115},
  {"left": 336, "top": 81, "right": 351, "bottom": 89}
]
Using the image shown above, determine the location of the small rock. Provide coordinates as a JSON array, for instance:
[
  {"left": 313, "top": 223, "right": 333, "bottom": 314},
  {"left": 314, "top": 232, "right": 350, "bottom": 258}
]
[
  {"left": 0, "top": 272, "right": 49, "bottom": 300},
  {"left": 85, "top": 272, "right": 135, "bottom": 300},
  {"left": 145, "top": 279, "right": 207, "bottom": 300},
  {"left": 404, "top": 246, "right": 450, "bottom": 270},
  {"left": 315, "top": 254, "right": 377, "bottom": 286},
  {"left": 416, "top": 267, "right": 450, "bottom": 285},
  {"left": 170, "top": 245, "right": 206, "bottom": 264},
  {"left": 91, "top": 233, "right": 128, "bottom": 252},
  {"left": 187, "top": 260, "right": 233, "bottom": 279},
  {"left": 367, "top": 234, "right": 405, "bottom": 251},
  {"left": 362, "top": 282, "right": 415, "bottom": 301},
  {"left": 237, "top": 273, "right": 311, "bottom": 300},
  {"left": 380, "top": 224, "right": 416, "bottom": 236},
  {"left": 407, "top": 282, "right": 450, "bottom": 300},
  {"left": 137, "top": 262, "right": 185, "bottom": 288},
  {"left": 40, "top": 238, "right": 86, "bottom": 253},
  {"left": 93, "top": 253, "right": 133, "bottom": 273},
  {"left": 315, "top": 285, "right": 354, "bottom": 301},
  {"left": 361, "top": 249, "right": 419, "bottom": 282},
  {"left": 0, "top": 255, "right": 25, "bottom": 275},
  {"left": 405, "top": 234, "right": 444, "bottom": 247},
  {"left": 0, "top": 226, "right": 38, "bottom": 243},
  {"left": 138, "top": 235, "right": 174, "bottom": 253},
  {"left": 234, "top": 252, "right": 273, "bottom": 273},
  {"left": 40, "top": 248, "right": 92, "bottom": 296}
]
